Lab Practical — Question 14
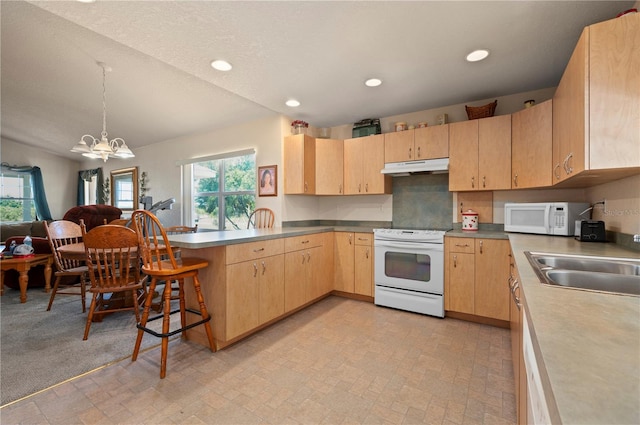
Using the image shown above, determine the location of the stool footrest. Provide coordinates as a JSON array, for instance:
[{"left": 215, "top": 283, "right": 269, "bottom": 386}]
[{"left": 136, "top": 308, "right": 211, "bottom": 338}]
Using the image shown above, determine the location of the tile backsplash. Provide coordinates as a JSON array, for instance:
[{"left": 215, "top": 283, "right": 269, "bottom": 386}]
[{"left": 392, "top": 173, "right": 453, "bottom": 230}]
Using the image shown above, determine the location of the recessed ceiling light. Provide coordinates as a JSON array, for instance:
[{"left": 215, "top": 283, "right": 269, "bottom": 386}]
[
  {"left": 365, "top": 78, "right": 382, "bottom": 87},
  {"left": 210, "top": 60, "right": 232, "bottom": 71},
  {"left": 286, "top": 99, "right": 300, "bottom": 107},
  {"left": 466, "top": 49, "right": 490, "bottom": 62}
]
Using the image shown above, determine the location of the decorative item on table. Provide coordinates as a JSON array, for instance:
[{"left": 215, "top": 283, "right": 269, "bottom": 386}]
[
  {"left": 437, "top": 114, "right": 448, "bottom": 125},
  {"left": 524, "top": 99, "right": 535, "bottom": 109},
  {"left": 291, "top": 120, "right": 309, "bottom": 135},
  {"left": 462, "top": 209, "right": 479, "bottom": 232},
  {"left": 352, "top": 118, "right": 381, "bottom": 138},
  {"left": 417, "top": 122, "right": 428, "bottom": 128},
  {"left": 394, "top": 122, "right": 408, "bottom": 132},
  {"left": 13, "top": 243, "right": 35, "bottom": 257},
  {"left": 465, "top": 99, "right": 497, "bottom": 120}
]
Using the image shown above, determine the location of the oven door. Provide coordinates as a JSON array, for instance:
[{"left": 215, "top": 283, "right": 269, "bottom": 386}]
[{"left": 374, "top": 240, "right": 444, "bottom": 294}]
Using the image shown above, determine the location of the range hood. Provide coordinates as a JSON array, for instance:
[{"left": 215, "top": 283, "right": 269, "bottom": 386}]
[{"left": 381, "top": 158, "right": 449, "bottom": 176}]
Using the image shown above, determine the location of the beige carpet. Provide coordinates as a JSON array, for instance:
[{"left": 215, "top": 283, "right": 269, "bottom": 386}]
[{"left": 0, "top": 286, "right": 174, "bottom": 405}]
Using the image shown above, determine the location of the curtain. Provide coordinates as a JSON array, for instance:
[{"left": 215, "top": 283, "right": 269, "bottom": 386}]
[
  {"left": 77, "top": 168, "right": 105, "bottom": 205},
  {"left": 1, "top": 164, "right": 52, "bottom": 220}
]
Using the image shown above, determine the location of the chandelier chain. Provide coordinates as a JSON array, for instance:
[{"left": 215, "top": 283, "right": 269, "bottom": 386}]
[{"left": 102, "top": 64, "right": 107, "bottom": 139}]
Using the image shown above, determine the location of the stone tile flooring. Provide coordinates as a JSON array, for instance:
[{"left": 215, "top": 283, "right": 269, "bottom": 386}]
[{"left": 0, "top": 297, "right": 516, "bottom": 424}]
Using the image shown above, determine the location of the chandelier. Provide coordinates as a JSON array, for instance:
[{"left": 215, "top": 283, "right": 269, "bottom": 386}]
[{"left": 71, "top": 61, "right": 134, "bottom": 162}]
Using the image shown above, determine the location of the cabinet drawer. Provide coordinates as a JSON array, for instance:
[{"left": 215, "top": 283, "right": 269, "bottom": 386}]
[
  {"left": 447, "top": 237, "right": 475, "bottom": 254},
  {"left": 284, "top": 233, "right": 324, "bottom": 252},
  {"left": 226, "top": 239, "right": 284, "bottom": 264},
  {"left": 354, "top": 232, "right": 373, "bottom": 246}
]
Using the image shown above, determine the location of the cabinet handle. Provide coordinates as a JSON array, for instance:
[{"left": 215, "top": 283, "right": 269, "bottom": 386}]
[
  {"left": 417, "top": 146, "right": 421, "bottom": 158},
  {"left": 304, "top": 182, "right": 308, "bottom": 192},
  {"left": 566, "top": 152, "right": 573, "bottom": 174},
  {"left": 307, "top": 252, "right": 311, "bottom": 262},
  {"left": 365, "top": 183, "right": 369, "bottom": 193},
  {"left": 455, "top": 243, "right": 469, "bottom": 248},
  {"left": 349, "top": 234, "right": 352, "bottom": 245},
  {"left": 253, "top": 247, "right": 265, "bottom": 252},
  {"left": 479, "top": 240, "right": 483, "bottom": 254},
  {"left": 409, "top": 147, "right": 412, "bottom": 159},
  {"left": 358, "top": 183, "right": 361, "bottom": 193},
  {"left": 513, "top": 173, "right": 518, "bottom": 187},
  {"left": 453, "top": 254, "right": 457, "bottom": 268},
  {"left": 301, "top": 240, "right": 310, "bottom": 244},
  {"left": 262, "top": 261, "right": 266, "bottom": 275},
  {"left": 253, "top": 262, "right": 258, "bottom": 277},
  {"left": 482, "top": 176, "right": 486, "bottom": 188},
  {"left": 357, "top": 237, "right": 368, "bottom": 242},
  {"left": 301, "top": 253, "right": 306, "bottom": 264},
  {"left": 339, "top": 184, "right": 342, "bottom": 194},
  {"left": 471, "top": 176, "right": 475, "bottom": 188},
  {"left": 554, "top": 163, "right": 561, "bottom": 180},
  {"left": 366, "top": 248, "right": 369, "bottom": 259}
]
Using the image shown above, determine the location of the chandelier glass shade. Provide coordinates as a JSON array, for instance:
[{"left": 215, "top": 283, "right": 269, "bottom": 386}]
[{"left": 71, "top": 62, "right": 134, "bottom": 162}]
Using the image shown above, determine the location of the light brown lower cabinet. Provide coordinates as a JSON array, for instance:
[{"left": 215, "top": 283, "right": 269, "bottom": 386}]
[
  {"left": 445, "top": 237, "right": 510, "bottom": 321},
  {"left": 509, "top": 251, "right": 528, "bottom": 424},
  {"left": 334, "top": 232, "right": 374, "bottom": 296}
]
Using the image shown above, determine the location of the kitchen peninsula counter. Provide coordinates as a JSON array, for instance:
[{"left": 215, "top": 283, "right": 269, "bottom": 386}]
[
  {"left": 168, "top": 226, "right": 377, "bottom": 249},
  {"left": 508, "top": 234, "right": 639, "bottom": 425}
]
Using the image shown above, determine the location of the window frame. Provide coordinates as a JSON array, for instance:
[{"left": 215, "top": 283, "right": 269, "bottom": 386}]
[{"left": 0, "top": 169, "right": 36, "bottom": 222}]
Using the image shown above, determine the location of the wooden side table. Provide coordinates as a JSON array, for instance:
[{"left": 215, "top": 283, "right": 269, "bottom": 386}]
[{"left": 0, "top": 254, "right": 54, "bottom": 303}]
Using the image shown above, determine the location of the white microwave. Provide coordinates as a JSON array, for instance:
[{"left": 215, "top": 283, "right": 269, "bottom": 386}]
[{"left": 504, "top": 202, "right": 589, "bottom": 236}]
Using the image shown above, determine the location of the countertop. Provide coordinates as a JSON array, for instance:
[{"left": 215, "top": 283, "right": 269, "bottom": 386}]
[{"left": 508, "top": 234, "right": 639, "bottom": 425}]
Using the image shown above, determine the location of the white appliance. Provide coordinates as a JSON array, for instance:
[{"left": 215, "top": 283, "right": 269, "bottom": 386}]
[
  {"left": 504, "top": 202, "right": 589, "bottom": 236},
  {"left": 373, "top": 228, "right": 446, "bottom": 317}
]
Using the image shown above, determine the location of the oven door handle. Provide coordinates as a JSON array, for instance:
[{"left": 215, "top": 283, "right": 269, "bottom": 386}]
[{"left": 375, "top": 240, "right": 443, "bottom": 251}]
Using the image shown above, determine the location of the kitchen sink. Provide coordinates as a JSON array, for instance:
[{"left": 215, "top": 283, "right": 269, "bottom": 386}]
[{"left": 525, "top": 252, "right": 640, "bottom": 296}]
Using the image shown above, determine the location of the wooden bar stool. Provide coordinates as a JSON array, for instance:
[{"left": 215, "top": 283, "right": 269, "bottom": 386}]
[{"left": 130, "top": 210, "right": 215, "bottom": 378}]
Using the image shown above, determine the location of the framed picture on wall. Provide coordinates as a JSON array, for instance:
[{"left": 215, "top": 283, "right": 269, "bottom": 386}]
[{"left": 258, "top": 165, "right": 277, "bottom": 197}]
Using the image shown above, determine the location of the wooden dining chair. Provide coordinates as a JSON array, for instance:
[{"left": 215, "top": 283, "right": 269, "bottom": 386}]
[
  {"left": 130, "top": 209, "right": 215, "bottom": 378},
  {"left": 44, "top": 220, "right": 90, "bottom": 312},
  {"left": 165, "top": 224, "right": 198, "bottom": 235},
  {"left": 108, "top": 218, "right": 133, "bottom": 227},
  {"left": 82, "top": 225, "right": 145, "bottom": 340},
  {"left": 247, "top": 208, "right": 275, "bottom": 229}
]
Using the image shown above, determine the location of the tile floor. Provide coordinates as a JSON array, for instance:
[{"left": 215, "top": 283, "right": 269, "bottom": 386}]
[{"left": 0, "top": 297, "right": 516, "bottom": 425}]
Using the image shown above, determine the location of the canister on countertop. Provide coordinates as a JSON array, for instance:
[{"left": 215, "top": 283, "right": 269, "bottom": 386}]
[{"left": 462, "top": 209, "right": 479, "bottom": 232}]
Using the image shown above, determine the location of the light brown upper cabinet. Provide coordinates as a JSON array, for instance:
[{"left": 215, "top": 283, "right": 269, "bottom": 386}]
[
  {"left": 512, "top": 100, "right": 553, "bottom": 189},
  {"left": 384, "top": 125, "right": 449, "bottom": 163},
  {"left": 284, "top": 135, "right": 343, "bottom": 195},
  {"left": 344, "top": 134, "right": 391, "bottom": 195},
  {"left": 449, "top": 115, "right": 511, "bottom": 191},
  {"left": 553, "top": 14, "right": 640, "bottom": 185}
]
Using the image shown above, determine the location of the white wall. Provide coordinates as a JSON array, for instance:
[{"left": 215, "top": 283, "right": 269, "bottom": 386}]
[{"left": 1, "top": 137, "right": 79, "bottom": 219}]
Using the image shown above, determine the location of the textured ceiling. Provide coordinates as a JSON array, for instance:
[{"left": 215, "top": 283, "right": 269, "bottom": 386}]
[{"left": 1, "top": 0, "right": 634, "bottom": 160}]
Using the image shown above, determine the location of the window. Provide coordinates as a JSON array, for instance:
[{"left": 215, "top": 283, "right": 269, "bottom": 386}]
[
  {"left": 0, "top": 170, "right": 36, "bottom": 222},
  {"left": 190, "top": 151, "right": 256, "bottom": 230}
]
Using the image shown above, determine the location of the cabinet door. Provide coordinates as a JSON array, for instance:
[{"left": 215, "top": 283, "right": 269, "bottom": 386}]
[
  {"left": 384, "top": 130, "right": 414, "bottom": 163},
  {"left": 284, "top": 134, "right": 316, "bottom": 194},
  {"left": 414, "top": 125, "right": 449, "bottom": 159},
  {"left": 334, "top": 232, "right": 354, "bottom": 293},
  {"left": 258, "top": 255, "right": 285, "bottom": 324},
  {"left": 474, "top": 239, "right": 510, "bottom": 320},
  {"left": 552, "top": 28, "right": 588, "bottom": 183},
  {"left": 307, "top": 246, "right": 326, "bottom": 301},
  {"left": 226, "top": 261, "right": 260, "bottom": 340},
  {"left": 284, "top": 250, "right": 308, "bottom": 312},
  {"left": 447, "top": 252, "right": 475, "bottom": 314},
  {"left": 362, "top": 134, "right": 391, "bottom": 194},
  {"left": 589, "top": 14, "right": 640, "bottom": 170},
  {"left": 354, "top": 244, "right": 373, "bottom": 296},
  {"left": 344, "top": 137, "right": 363, "bottom": 195},
  {"left": 478, "top": 115, "right": 511, "bottom": 190},
  {"left": 315, "top": 138, "right": 344, "bottom": 195},
  {"left": 512, "top": 100, "right": 553, "bottom": 189},
  {"left": 449, "top": 120, "right": 479, "bottom": 191}
]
